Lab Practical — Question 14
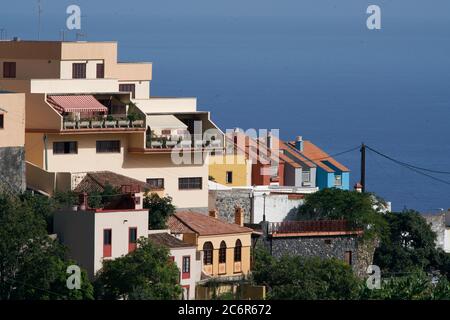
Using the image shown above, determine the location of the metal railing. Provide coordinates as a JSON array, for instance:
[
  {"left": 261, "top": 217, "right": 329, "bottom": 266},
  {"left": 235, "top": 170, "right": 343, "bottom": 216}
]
[
  {"left": 268, "top": 220, "right": 354, "bottom": 234},
  {"left": 63, "top": 115, "right": 145, "bottom": 130}
]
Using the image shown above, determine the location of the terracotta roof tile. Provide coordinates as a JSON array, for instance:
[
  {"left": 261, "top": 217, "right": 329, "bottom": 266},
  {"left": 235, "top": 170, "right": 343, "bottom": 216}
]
[
  {"left": 148, "top": 233, "right": 195, "bottom": 248},
  {"left": 171, "top": 211, "right": 253, "bottom": 236},
  {"left": 74, "top": 171, "right": 151, "bottom": 193}
]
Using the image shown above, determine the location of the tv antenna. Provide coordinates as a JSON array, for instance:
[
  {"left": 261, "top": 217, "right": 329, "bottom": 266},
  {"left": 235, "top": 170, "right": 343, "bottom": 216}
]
[
  {"left": 0, "top": 28, "right": 7, "bottom": 40},
  {"left": 37, "top": 0, "right": 43, "bottom": 40}
]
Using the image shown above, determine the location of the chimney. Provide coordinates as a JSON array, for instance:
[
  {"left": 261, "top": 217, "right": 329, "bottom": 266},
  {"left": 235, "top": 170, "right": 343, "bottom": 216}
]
[
  {"left": 235, "top": 206, "right": 244, "bottom": 227},
  {"left": 209, "top": 209, "right": 218, "bottom": 219},
  {"left": 295, "top": 136, "right": 303, "bottom": 152},
  {"left": 266, "top": 133, "right": 272, "bottom": 149}
]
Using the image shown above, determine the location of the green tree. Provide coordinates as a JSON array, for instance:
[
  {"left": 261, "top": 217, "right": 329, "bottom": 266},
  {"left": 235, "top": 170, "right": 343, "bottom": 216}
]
[
  {"left": 94, "top": 238, "right": 181, "bottom": 300},
  {"left": 252, "top": 248, "right": 361, "bottom": 300},
  {"left": 360, "top": 270, "right": 450, "bottom": 300},
  {"left": 297, "top": 188, "right": 388, "bottom": 240},
  {"left": 374, "top": 210, "right": 448, "bottom": 275},
  {"left": 143, "top": 193, "right": 175, "bottom": 229},
  {"left": 0, "top": 194, "right": 93, "bottom": 300}
]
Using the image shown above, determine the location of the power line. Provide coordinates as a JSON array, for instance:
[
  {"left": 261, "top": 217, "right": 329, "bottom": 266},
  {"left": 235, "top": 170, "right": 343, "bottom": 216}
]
[
  {"left": 309, "top": 145, "right": 360, "bottom": 162},
  {"left": 366, "top": 145, "right": 450, "bottom": 175},
  {"left": 366, "top": 145, "right": 450, "bottom": 187}
]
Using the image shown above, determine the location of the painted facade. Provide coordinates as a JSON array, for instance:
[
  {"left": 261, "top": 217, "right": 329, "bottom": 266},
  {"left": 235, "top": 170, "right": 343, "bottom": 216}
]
[
  {"left": 0, "top": 91, "right": 26, "bottom": 192},
  {"left": 0, "top": 40, "right": 224, "bottom": 209}
]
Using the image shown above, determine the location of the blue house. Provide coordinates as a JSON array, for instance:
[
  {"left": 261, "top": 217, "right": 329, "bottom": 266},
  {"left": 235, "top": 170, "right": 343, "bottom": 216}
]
[{"left": 285, "top": 137, "right": 351, "bottom": 190}]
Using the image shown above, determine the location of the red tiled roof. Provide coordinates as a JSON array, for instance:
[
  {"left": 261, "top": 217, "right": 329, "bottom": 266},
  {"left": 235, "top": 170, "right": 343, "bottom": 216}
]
[
  {"left": 168, "top": 215, "right": 196, "bottom": 234},
  {"left": 74, "top": 171, "right": 150, "bottom": 193},
  {"left": 148, "top": 233, "right": 195, "bottom": 249},
  {"left": 48, "top": 95, "right": 108, "bottom": 114},
  {"left": 170, "top": 211, "right": 253, "bottom": 236},
  {"left": 299, "top": 141, "right": 349, "bottom": 172}
]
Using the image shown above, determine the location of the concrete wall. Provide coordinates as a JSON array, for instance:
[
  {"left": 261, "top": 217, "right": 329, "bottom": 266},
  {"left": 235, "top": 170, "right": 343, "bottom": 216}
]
[
  {"left": 253, "top": 193, "right": 303, "bottom": 223},
  {"left": 0, "top": 92, "right": 25, "bottom": 147},
  {"left": 170, "top": 246, "right": 201, "bottom": 300},
  {"left": 54, "top": 210, "right": 96, "bottom": 277},
  {"left": 93, "top": 210, "right": 148, "bottom": 277},
  {"left": 27, "top": 132, "right": 208, "bottom": 209},
  {"left": 54, "top": 209, "right": 148, "bottom": 278}
]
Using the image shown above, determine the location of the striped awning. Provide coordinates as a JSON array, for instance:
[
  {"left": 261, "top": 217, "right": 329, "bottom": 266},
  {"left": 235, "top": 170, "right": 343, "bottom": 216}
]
[{"left": 48, "top": 95, "right": 108, "bottom": 114}]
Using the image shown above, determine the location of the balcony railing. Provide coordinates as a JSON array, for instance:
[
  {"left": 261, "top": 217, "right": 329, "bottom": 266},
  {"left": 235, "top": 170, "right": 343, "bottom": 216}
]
[
  {"left": 63, "top": 114, "right": 145, "bottom": 130},
  {"left": 145, "top": 135, "right": 223, "bottom": 149},
  {"left": 268, "top": 220, "right": 357, "bottom": 235}
]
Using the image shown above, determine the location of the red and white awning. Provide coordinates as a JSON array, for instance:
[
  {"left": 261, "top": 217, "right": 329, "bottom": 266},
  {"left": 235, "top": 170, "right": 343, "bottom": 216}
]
[{"left": 48, "top": 95, "right": 108, "bottom": 114}]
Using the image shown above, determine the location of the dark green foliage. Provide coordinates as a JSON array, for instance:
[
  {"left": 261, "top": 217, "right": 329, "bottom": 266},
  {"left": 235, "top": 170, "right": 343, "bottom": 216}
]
[
  {"left": 87, "top": 184, "right": 121, "bottom": 209},
  {"left": 359, "top": 271, "right": 450, "bottom": 300},
  {"left": 0, "top": 194, "right": 93, "bottom": 300},
  {"left": 297, "top": 188, "right": 388, "bottom": 240},
  {"left": 94, "top": 238, "right": 182, "bottom": 300},
  {"left": 252, "top": 248, "right": 360, "bottom": 300},
  {"left": 374, "top": 210, "right": 449, "bottom": 277},
  {"left": 143, "top": 193, "right": 176, "bottom": 229}
]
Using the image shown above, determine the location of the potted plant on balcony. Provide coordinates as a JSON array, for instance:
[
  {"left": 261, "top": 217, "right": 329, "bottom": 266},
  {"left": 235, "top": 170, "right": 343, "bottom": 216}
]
[
  {"left": 78, "top": 118, "right": 90, "bottom": 129},
  {"left": 128, "top": 112, "right": 144, "bottom": 128},
  {"left": 63, "top": 113, "right": 77, "bottom": 129},
  {"left": 105, "top": 115, "right": 117, "bottom": 128},
  {"left": 91, "top": 116, "right": 103, "bottom": 128},
  {"left": 118, "top": 116, "right": 129, "bottom": 128}
]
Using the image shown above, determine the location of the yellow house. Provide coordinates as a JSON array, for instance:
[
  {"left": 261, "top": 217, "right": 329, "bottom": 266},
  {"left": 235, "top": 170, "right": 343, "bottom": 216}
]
[
  {"left": 0, "top": 40, "right": 224, "bottom": 210},
  {"left": 0, "top": 91, "right": 26, "bottom": 192},
  {"left": 168, "top": 210, "right": 252, "bottom": 279},
  {"left": 208, "top": 138, "right": 252, "bottom": 187}
]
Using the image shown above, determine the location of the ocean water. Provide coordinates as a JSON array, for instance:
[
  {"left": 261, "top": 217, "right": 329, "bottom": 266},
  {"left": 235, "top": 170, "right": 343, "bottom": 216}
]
[{"left": 2, "top": 1, "right": 450, "bottom": 212}]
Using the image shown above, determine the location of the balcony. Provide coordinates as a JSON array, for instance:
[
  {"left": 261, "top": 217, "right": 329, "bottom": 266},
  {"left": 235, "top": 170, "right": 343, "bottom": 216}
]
[
  {"left": 267, "top": 220, "right": 363, "bottom": 237},
  {"left": 47, "top": 94, "right": 146, "bottom": 133},
  {"left": 63, "top": 114, "right": 145, "bottom": 131}
]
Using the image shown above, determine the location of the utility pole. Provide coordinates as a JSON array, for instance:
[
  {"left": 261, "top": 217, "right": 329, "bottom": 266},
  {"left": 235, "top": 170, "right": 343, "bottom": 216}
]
[{"left": 360, "top": 143, "right": 366, "bottom": 193}]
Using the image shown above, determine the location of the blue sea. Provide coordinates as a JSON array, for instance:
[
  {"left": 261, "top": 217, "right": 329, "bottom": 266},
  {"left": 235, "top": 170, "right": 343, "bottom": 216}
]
[{"left": 3, "top": 1, "right": 450, "bottom": 212}]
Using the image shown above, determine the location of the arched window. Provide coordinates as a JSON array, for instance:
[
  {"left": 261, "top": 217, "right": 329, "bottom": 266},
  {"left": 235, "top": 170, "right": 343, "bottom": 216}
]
[
  {"left": 219, "top": 241, "right": 227, "bottom": 263},
  {"left": 203, "top": 242, "right": 213, "bottom": 265},
  {"left": 234, "top": 239, "right": 242, "bottom": 262}
]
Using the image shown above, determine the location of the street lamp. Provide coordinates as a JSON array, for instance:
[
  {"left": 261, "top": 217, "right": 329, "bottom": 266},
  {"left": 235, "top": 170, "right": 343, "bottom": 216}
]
[{"left": 263, "top": 193, "right": 267, "bottom": 222}]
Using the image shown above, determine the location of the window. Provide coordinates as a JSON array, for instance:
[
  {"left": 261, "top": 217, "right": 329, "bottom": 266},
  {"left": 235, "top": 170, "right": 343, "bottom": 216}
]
[
  {"left": 72, "top": 63, "right": 86, "bottom": 79},
  {"left": 128, "top": 227, "right": 137, "bottom": 253},
  {"left": 203, "top": 242, "right": 213, "bottom": 265},
  {"left": 335, "top": 174, "right": 342, "bottom": 187},
  {"left": 3, "top": 62, "right": 16, "bottom": 78},
  {"left": 161, "top": 129, "right": 172, "bottom": 135},
  {"left": 146, "top": 178, "right": 164, "bottom": 190},
  {"left": 96, "top": 140, "right": 120, "bottom": 153},
  {"left": 234, "top": 239, "right": 242, "bottom": 262},
  {"left": 103, "top": 229, "right": 112, "bottom": 257},
  {"left": 344, "top": 251, "right": 352, "bottom": 265},
  {"left": 53, "top": 141, "right": 77, "bottom": 154},
  {"left": 0, "top": 114, "right": 4, "bottom": 129},
  {"left": 119, "top": 83, "right": 136, "bottom": 99},
  {"left": 219, "top": 241, "right": 227, "bottom": 263},
  {"left": 178, "top": 177, "right": 202, "bottom": 190},
  {"left": 302, "top": 170, "right": 311, "bottom": 183},
  {"left": 96, "top": 63, "right": 105, "bottom": 79},
  {"left": 226, "top": 171, "right": 233, "bottom": 184},
  {"left": 182, "top": 256, "right": 191, "bottom": 279}
]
